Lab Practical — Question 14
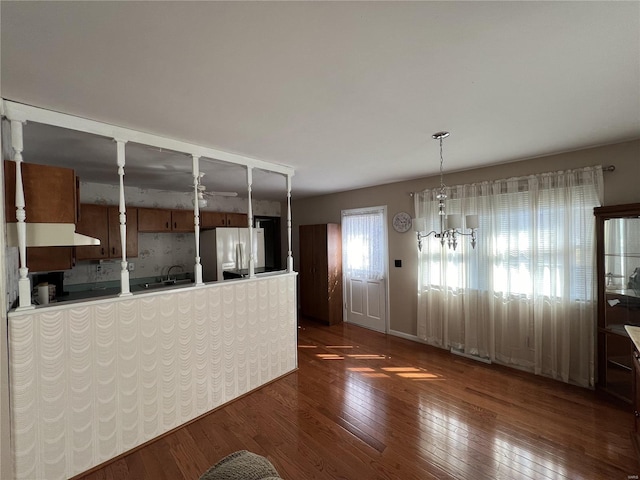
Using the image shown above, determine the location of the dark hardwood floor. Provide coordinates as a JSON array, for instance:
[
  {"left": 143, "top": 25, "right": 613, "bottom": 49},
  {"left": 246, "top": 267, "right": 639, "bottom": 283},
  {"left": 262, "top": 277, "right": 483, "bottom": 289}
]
[{"left": 78, "top": 317, "right": 639, "bottom": 480}]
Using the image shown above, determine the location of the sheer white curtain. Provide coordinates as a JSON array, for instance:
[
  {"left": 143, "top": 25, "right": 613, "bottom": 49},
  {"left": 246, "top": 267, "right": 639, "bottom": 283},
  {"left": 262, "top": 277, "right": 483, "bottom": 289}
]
[
  {"left": 415, "top": 166, "right": 603, "bottom": 387},
  {"left": 342, "top": 208, "right": 385, "bottom": 280}
]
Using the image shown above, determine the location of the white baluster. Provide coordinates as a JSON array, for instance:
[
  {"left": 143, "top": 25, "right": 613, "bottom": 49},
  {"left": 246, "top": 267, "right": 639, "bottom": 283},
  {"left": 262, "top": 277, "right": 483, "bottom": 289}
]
[
  {"left": 247, "top": 166, "right": 254, "bottom": 278},
  {"left": 286, "top": 174, "right": 293, "bottom": 272},
  {"left": 12, "top": 120, "right": 33, "bottom": 310},
  {"left": 116, "top": 139, "right": 131, "bottom": 296},
  {"left": 193, "top": 155, "right": 203, "bottom": 285}
]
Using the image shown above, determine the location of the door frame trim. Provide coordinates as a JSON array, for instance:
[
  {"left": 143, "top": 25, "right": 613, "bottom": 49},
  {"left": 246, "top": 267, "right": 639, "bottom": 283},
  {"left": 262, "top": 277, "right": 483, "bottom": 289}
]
[{"left": 340, "top": 205, "right": 389, "bottom": 333}]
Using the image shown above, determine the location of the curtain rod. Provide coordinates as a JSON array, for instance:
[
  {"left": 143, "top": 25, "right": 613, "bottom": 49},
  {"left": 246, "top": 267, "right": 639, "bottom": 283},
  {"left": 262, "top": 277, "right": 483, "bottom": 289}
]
[{"left": 410, "top": 165, "right": 616, "bottom": 196}]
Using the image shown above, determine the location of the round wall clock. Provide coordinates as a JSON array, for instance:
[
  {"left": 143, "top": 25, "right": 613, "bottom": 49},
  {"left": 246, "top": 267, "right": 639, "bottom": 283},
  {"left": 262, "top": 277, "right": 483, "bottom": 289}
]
[{"left": 392, "top": 211, "right": 412, "bottom": 233}]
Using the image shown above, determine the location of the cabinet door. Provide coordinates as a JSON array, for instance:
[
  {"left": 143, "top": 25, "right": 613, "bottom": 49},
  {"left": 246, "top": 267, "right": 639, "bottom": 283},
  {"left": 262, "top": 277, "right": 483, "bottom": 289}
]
[
  {"left": 201, "top": 211, "right": 226, "bottom": 228},
  {"left": 76, "top": 204, "right": 109, "bottom": 260},
  {"left": 27, "top": 247, "right": 74, "bottom": 272},
  {"left": 171, "top": 210, "right": 194, "bottom": 232},
  {"left": 298, "top": 225, "right": 315, "bottom": 318},
  {"left": 326, "top": 223, "right": 343, "bottom": 325},
  {"left": 312, "top": 224, "right": 330, "bottom": 322},
  {"left": 4, "top": 160, "right": 77, "bottom": 223},
  {"left": 108, "top": 207, "right": 138, "bottom": 258},
  {"left": 225, "top": 213, "right": 248, "bottom": 227},
  {"left": 299, "top": 224, "right": 330, "bottom": 321},
  {"left": 138, "top": 208, "right": 171, "bottom": 232},
  {"left": 595, "top": 203, "right": 640, "bottom": 403},
  {"left": 4, "top": 161, "right": 77, "bottom": 272}
]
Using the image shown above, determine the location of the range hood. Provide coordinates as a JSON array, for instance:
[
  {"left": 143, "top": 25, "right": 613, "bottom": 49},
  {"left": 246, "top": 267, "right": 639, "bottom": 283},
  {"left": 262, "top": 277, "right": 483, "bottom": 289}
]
[{"left": 6, "top": 223, "right": 101, "bottom": 247}]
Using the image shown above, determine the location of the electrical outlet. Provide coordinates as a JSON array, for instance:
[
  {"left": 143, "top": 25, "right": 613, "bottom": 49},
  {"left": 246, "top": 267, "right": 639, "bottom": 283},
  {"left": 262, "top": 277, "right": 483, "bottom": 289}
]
[
  {"left": 96, "top": 264, "right": 102, "bottom": 273},
  {"left": 128, "top": 262, "right": 135, "bottom": 271}
]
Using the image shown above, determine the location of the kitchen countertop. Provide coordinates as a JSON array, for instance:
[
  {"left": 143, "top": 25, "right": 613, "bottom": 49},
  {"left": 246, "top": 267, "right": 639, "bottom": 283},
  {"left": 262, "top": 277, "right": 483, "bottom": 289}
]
[{"left": 40, "top": 275, "right": 195, "bottom": 306}]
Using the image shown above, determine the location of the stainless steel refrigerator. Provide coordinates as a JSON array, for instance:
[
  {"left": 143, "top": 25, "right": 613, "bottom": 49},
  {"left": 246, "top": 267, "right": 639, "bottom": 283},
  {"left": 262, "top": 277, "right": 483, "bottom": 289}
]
[{"left": 200, "top": 227, "right": 265, "bottom": 281}]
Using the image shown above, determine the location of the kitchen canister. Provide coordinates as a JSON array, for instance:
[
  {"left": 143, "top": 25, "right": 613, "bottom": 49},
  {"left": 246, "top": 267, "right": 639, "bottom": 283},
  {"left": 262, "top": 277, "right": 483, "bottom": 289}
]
[{"left": 37, "top": 283, "right": 49, "bottom": 305}]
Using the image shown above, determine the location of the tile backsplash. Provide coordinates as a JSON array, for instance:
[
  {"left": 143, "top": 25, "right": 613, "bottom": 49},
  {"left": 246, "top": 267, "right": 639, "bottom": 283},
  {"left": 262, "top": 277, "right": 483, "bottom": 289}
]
[{"left": 64, "top": 232, "right": 196, "bottom": 286}]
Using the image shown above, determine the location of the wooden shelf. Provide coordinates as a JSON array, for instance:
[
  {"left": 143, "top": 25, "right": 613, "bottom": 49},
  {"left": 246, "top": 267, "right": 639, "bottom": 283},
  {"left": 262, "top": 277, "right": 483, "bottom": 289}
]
[{"left": 608, "top": 355, "right": 632, "bottom": 371}]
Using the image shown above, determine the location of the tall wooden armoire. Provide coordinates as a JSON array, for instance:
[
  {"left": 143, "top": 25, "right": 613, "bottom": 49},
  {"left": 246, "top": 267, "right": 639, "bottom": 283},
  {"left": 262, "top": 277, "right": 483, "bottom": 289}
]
[{"left": 299, "top": 223, "right": 343, "bottom": 325}]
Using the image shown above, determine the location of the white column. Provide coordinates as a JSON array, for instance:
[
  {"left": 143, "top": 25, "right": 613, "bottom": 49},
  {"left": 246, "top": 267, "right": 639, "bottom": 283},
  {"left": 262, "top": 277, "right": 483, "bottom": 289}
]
[
  {"left": 286, "top": 174, "right": 293, "bottom": 272},
  {"left": 12, "top": 120, "right": 33, "bottom": 310},
  {"left": 246, "top": 166, "right": 255, "bottom": 278},
  {"left": 192, "top": 155, "right": 203, "bottom": 285},
  {"left": 116, "top": 139, "right": 132, "bottom": 296}
]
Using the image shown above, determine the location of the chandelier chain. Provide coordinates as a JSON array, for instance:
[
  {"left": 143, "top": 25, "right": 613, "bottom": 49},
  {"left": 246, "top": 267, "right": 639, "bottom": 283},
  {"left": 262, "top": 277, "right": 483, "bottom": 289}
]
[{"left": 439, "top": 136, "right": 446, "bottom": 194}]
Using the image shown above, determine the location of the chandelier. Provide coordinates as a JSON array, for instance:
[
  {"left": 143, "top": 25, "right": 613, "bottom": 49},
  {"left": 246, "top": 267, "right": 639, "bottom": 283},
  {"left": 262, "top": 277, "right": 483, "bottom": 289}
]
[{"left": 413, "top": 131, "right": 479, "bottom": 251}]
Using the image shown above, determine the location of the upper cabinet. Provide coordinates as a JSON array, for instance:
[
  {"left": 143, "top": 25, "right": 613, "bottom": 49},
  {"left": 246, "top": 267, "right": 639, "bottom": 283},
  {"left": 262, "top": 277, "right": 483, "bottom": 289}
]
[
  {"left": 75, "top": 204, "right": 138, "bottom": 260},
  {"left": 108, "top": 207, "right": 138, "bottom": 258},
  {"left": 595, "top": 203, "right": 640, "bottom": 403},
  {"left": 3, "top": 160, "right": 77, "bottom": 272},
  {"left": 139, "top": 208, "right": 248, "bottom": 231},
  {"left": 171, "top": 209, "right": 194, "bottom": 232},
  {"left": 137, "top": 208, "right": 172, "bottom": 232},
  {"left": 137, "top": 208, "right": 194, "bottom": 233},
  {"left": 201, "top": 211, "right": 248, "bottom": 228},
  {"left": 4, "top": 160, "right": 78, "bottom": 223}
]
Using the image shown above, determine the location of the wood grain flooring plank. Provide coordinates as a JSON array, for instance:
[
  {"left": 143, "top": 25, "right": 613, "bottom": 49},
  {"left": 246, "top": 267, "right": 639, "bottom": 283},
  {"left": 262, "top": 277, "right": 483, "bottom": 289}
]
[{"left": 75, "top": 317, "right": 640, "bottom": 480}]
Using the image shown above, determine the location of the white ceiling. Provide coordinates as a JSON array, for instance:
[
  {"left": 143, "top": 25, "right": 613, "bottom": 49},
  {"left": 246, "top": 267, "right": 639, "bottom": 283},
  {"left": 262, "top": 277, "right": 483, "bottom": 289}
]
[{"left": 2, "top": 1, "right": 639, "bottom": 200}]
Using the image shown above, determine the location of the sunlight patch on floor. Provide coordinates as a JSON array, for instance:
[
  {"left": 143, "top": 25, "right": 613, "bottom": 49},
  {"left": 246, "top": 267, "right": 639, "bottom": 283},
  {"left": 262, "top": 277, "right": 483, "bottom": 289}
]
[
  {"left": 317, "top": 354, "right": 344, "bottom": 360},
  {"left": 305, "top": 344, "right": 444, "bottom": 380}
]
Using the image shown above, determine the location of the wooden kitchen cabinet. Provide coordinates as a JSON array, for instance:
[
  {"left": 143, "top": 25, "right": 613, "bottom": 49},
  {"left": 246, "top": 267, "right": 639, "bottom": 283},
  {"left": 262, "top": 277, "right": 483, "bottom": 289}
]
[
  {"left": 138, "top": 208, "right": 197, "bottom": 232},
  {"left": 171, "top": 209, "right": 195, "bottom": 232},
  {"left": 108, "top": 207, "right": 138, "bottom": 258},
  {"left": 75, "top": 204, "right": 138, "bottom": 260},
  {"left": 4, "top": 160, "right": 77, "bottom": 223},
  {"left": 4, "top": 160, "right": 76, "bottom": 272},
  {"left": 201, "top": 211, "right": 248, "bottom": 228},
  {"left": 137, "top": 208, "right": 172, "bottom": 232},
  {"left": 299, "top": 223, "right": 343, "bottom": 325},
  {"left": 225, "top": 212, "right": 248, "bottom": 227},
  {"left": 75, "top": 204, "right": 109, "bottom": 260}
]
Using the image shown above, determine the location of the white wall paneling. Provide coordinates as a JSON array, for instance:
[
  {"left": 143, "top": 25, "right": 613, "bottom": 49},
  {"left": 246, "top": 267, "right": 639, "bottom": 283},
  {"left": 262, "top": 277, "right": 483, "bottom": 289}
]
[{"left": 7, "top": 273, "right": 298, "bottom": 479}]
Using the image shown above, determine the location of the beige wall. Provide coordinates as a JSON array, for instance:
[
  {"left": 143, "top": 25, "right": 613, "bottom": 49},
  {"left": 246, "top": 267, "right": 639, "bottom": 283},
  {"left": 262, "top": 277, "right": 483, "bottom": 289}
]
[{"left": 290, "top": 139, "right": 640, "bottom": 336}]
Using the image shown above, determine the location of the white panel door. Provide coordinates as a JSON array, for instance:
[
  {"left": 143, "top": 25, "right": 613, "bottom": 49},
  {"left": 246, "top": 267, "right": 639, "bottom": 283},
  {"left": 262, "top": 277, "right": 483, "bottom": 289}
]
[
  {"left": 342, "top": 206, "right": 388, "bottom": 333},
  {"left": 346, "top": 277, "right": 386, "bottom": 332}
]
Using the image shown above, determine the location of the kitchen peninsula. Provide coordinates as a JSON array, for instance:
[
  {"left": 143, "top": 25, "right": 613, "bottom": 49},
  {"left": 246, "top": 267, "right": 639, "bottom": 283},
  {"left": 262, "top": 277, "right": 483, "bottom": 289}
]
[{"left": 2, "top": 100, "right": 297, "bottom": 480}]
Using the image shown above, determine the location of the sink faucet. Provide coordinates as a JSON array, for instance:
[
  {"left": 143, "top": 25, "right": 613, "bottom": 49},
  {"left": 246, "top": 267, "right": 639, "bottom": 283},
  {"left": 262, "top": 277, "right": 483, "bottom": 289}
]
[{"left": 165, "top": 264, "right": 184, "bottom": 281}]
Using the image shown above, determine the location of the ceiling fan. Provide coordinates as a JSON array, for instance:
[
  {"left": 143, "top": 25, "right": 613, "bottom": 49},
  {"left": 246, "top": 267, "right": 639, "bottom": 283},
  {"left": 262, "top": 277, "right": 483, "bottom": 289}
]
[{"left": 193, "top": 172, "right": 237, "bottom": 207}]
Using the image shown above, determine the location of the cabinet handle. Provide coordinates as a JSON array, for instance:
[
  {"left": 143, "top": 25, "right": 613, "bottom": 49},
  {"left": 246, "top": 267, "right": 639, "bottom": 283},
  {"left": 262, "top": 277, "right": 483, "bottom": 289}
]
[
  {"left": 174, "top": 222, "right": 177, "bottom": 229},
  {"left": 166, "top": 222, "right": 169, "bottom": 229},
  {"left": 112, "top": 247, "right": 116, "bottom": 255},
  {"left": 101, "top": 247, "right": 105, "bottom": 255},
  {"left": 635, "top": 411, "right": 639, "bottom": 418}
]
